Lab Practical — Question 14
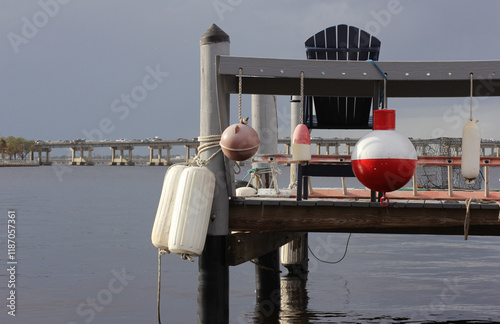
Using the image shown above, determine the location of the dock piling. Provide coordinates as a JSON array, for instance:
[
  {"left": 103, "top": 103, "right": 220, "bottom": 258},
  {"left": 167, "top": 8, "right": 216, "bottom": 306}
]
[{"left": 198, "top": 23, "right": 231, "bottom": 324}]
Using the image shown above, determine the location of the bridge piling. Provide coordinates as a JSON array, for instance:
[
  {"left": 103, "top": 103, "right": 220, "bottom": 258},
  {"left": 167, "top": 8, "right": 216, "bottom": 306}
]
[
  {"left": 69, "top": 147, "right": 94, "bottom": 165},
  {"left": 147, "top": 145, "right": 171, "bottom": 166},
  {"left": 109, "top": 146, "right": 135, "bottom": 165}
]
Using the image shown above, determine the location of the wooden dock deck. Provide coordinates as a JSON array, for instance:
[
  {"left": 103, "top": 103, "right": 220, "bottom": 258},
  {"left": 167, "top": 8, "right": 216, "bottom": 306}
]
[{"left": 229, "top": 195, "right": 500, "bottom": 236}]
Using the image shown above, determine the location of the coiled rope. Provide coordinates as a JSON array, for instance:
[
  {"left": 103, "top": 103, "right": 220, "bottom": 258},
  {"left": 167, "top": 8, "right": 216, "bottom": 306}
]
[
  {"left": 464, "top": 198, "right": 500, "bottom": 240},
  {"left": 191, "top": 135, "right": 222, "bottom": 167}
]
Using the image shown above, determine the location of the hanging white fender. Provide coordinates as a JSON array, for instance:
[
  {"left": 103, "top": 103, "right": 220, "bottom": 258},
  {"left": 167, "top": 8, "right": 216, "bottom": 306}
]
[
  {"left": 151, "top": 165, "right": 188, "bottom": 250},
  {"left": 168, "top": 166, "right": 216, "bottom": 258},
  {"left": 461, "top": 119, "right": 481, "bottom": 184}
]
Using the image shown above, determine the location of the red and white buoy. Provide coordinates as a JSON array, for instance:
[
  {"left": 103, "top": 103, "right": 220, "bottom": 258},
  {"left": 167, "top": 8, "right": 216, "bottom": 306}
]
[
  {"left": 292, "top": 124, "right": 311, "bottom": 162},
  {"left": 351, "top": 109, "right": 417, "bottom": 206}
]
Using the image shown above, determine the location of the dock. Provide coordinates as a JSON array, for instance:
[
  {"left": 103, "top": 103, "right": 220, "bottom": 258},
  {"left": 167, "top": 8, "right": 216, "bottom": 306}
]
[{"left": 175, "top": 24, "right": 500, "bottom": 323}]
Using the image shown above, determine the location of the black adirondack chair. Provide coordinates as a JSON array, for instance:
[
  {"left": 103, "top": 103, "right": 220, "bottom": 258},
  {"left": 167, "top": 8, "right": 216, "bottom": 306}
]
[
  {"left": 297, "top": 25, "right": 381, "bottom": 201},
  {"left": 304, "top": 24, "right": 381, "bottom": 129}
]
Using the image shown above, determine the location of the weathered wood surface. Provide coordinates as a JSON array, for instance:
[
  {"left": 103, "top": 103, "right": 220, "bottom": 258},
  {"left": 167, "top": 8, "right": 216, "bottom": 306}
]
[
  {"left": 229, "top": 198, "right": 500, "bottom": 236},
  {"left": 227, "top": 232, "right": 304, "bottom": 266},
  {"left": 218, "top": 56, "right": 500, "bottom": 97}
]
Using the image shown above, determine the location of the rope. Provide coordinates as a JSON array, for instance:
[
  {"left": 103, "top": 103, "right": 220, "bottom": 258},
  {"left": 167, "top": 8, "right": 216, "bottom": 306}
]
[
  {"left": 464, "top": 198, "right": 500, "bottom": 240},
  {"left": 191, "top": 135, "right": 222, "bottom": 167},
  {"left": 157, "top": 249, "right": 167, "bottom": 324},
  {"left": 242, "top": 167, "right": 272, "bottom": 181},
  {"left": 300, "top": 71, "right": 304, "bottom": 124},
  {"left": 243, "top": 165, "right": 282, "bottom": 190},
  {"left": 181, "top": 253, "right": 194, "bottom": 262},
  {"left": 238, "top": 67, "right": 243, "bottom": 122},
  {"left": 469, "top": 72, "right": 473, "bottom": 121},
  {"left": 308, "top": 233, "right": 352, "bottom": 264},
  {"left": 250, "top": 259, "right": 282, "bottom": 273}
]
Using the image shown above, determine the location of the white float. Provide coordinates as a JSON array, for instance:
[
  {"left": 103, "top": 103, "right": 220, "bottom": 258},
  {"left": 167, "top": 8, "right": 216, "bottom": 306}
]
[
  {"left": 151, "top": 165, "right": 188, "bottom": 250},
  {"left": 236, "top": 186, "right": 258, "bottom": 197},
  {"left": 168, "top": 166, "right": 216, "bottom": 258},
  {"left": 461, "top": 118, "right": 481, "bottom": 184}
]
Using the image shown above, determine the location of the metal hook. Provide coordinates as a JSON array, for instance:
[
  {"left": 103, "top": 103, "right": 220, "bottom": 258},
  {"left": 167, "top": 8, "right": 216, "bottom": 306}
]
[{"left": 380, "top": 193, "right": 389, "bottom": 207}]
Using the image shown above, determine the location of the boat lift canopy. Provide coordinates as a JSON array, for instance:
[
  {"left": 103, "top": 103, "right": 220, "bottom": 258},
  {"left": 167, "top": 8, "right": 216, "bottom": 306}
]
[{"left": 218, "top": 56, "right": 500, "bottom": 98}]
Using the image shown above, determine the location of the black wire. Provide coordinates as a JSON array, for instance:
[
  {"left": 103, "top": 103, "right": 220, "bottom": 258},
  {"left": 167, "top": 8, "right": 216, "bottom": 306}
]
[{"left": 308, "top": 233, "right": 352, "bottom": 264}]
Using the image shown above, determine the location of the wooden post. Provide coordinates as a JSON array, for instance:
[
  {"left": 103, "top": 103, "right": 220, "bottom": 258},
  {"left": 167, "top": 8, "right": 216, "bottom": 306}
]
[
  {"left": 255, "top": 250, "right": 280, "bottom": 318},
  {"left": 198, "top": 24, "right": 230, "bottom": 324},
  {"left": 251, "top": 94, "right": 280, "bottom": 312}
]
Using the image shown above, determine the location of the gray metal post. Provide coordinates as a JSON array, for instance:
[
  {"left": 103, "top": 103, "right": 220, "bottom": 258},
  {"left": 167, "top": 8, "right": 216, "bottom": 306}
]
[
  {"left": 198, "top": 24, "right": 230, "bottom": 324},
  {"left": 282, "top": 95, "right": 308, "bottom": 277},
  {"left": 290, "top": 96, "right": 300, "bottom": 185},
  {"left": 251, "top": 94, "right": 277, "bottom": 186},
  {"left": 251, "top": 94, "right": 280, "bottom": 311}
]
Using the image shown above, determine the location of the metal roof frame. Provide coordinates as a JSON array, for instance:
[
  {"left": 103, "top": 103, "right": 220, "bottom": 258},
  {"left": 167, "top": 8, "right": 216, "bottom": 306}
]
[{"left": 218, "top": 55, "right": 500, "bottom": 98}]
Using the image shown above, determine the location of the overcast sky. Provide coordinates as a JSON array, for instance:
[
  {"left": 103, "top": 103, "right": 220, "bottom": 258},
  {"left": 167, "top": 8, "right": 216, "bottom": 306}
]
[{"left": 2, "top": 0, "right": 500, "bottom": 146}]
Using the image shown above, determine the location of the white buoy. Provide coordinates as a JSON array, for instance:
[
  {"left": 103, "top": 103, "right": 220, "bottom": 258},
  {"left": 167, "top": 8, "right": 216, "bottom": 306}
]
[
  {"left": 461, "top": 118, "right": 481, "bottom": 184},
  {"left": 168, "top": 166, "right": 216, "bottom": 258},
  {"left": 236, "top": 186, "right": 257, "bottom": 197},
  {"left": 151, "top": 165, "right": 187, "bottom": 250}
]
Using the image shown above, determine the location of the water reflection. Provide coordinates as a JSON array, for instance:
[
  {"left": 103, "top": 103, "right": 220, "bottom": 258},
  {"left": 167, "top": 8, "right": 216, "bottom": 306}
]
[{"left": 280, "top": 274, "right": 309, "bottom": 323}]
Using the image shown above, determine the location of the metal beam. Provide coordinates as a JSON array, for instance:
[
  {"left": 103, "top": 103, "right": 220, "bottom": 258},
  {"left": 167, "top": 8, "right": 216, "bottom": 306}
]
[{"left": 219, "top": 56, "right": 500, "bottom": 97}]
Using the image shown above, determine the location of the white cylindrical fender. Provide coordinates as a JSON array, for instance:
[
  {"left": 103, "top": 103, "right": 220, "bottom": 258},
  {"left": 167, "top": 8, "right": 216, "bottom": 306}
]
[
  {"left": 151, "top": 165, "right": 188, "bottom": 250},
  {"left": 461, "top": 119, "right": 481, "bottom": 184},
  {"left": 281, "top": 235, "right": 307, "bottom": 265},
  {"left": 168, "top": 167, "right": 216, "bottom": 257}
]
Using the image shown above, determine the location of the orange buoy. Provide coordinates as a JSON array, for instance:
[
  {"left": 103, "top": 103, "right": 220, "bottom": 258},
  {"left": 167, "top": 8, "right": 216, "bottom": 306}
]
[{"left": 220, "top": 120, "right": 260, "bottom": 161}]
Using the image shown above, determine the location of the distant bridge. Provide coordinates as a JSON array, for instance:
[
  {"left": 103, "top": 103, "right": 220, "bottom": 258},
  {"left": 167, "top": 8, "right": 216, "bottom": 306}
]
[
  {"left": 29, "top": 137, "right": 500, "bottom": 166},
  {"left": 31, "top": 139, "right": 199, "bottom": 166}
]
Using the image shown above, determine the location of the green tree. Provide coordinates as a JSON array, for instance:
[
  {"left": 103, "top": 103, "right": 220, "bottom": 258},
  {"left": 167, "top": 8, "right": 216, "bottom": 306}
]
[
  {"left": 0, "top": 137, "right": 7, "bottom": 159},
  {"left": 4, "top": 137, "right": 36, "bottom": 160}
]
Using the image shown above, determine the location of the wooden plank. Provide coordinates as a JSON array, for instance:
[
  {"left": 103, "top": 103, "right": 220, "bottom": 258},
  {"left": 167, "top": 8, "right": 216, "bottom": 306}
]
[
  {"left": 348, "top": 26, "right": 359, "bottom": 61},
  {"left": 229, "top": 203, "right": 500, "bottom": 236},
  {"left": 314, "top": 30, "right": 326, "bottom": 60},
  {"left": 304, "top": 35, "right": 315, "bottom": 59},
  {"left": 369, "top": 36, "right": 381, "bottom": 60},
  {"left": 325, "top": 26, "right": 337, "bottom": 60},
  {"left": 337, "top": 24, "right": 348, "bottom": 60},
  {"left": 227, "top": 232, "right": 305, "bottom": 266}
]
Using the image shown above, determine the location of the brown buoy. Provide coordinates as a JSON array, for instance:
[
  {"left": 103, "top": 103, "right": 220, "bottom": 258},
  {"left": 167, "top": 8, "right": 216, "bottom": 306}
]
[{"left": 220, "top": 120, "right": 260, "bottom": 161}]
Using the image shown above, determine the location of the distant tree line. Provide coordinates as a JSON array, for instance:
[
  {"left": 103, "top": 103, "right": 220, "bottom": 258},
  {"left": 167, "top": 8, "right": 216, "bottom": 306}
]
[{"left": 0, "top": 137, "right": 36, "bottom": 160}]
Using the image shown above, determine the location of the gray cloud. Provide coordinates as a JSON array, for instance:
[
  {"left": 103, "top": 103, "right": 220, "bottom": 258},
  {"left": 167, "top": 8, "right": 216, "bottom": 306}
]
[{"left": 1, "top": 0, "right": 499, "bottom": 144}]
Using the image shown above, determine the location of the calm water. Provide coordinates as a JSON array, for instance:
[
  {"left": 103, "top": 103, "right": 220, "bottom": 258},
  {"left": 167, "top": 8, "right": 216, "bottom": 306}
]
[{"left": 0, "top": 164, "right": 499, "bottom": 323}]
